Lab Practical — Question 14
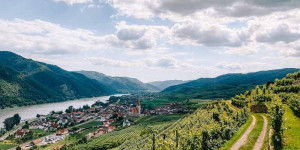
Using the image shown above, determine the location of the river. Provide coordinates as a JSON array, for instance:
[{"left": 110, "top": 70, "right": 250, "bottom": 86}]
[{"left": 0, "top": 95, "right": 124, "bottom": 128}]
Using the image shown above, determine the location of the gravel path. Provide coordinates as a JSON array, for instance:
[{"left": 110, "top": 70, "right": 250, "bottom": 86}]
[
  {"left": 253, "top": 115, "right": 268, "bottom": 150},
  {"left": 230, "top": 115, "right": 256, "bottom": 150}
]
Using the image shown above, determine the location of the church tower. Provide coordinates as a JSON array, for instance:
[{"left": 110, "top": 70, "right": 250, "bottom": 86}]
[{"left": 137, "top": 99, "right": 141, "bottom": 114}]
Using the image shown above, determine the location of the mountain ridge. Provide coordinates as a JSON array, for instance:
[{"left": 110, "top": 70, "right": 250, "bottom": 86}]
[
  {"left": 0, "top": 51, "right": 113, "bottom": 108},
  {"left": 162, "top": 68, "right": 299, "bottom": 100},
  {"left": 148, "top": 80, "right": 188, "bottom": 91},
  {"left": 76, "top": 71, "right": 159, "bottom": 93}
]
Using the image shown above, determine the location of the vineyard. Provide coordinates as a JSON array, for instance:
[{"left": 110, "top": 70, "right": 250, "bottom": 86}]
[
  {"left": 231, "top": 70, "right": 300, "bottom": 149},
  {"left": 118, "top": 101, "right": 249, "bottom": 150}
]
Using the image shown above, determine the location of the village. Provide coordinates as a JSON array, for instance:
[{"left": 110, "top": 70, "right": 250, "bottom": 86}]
[{"left": 9, "top": 95, "right": 188, "bottom": 149}]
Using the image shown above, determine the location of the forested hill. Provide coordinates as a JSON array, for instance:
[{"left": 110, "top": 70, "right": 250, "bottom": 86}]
[
  {"left": 162, "top": 68, "right": 299, "bottom": 100},
  {"left": 148, "top": 80, "right": 188, "bottom": 91},
  {"left": 77, "top": 71, "right": 159, "bottom": 93},
  {"left": 0, "top": 51, "right": 113, "bottom": 108}
]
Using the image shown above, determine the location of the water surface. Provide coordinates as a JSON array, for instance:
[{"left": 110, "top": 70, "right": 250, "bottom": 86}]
[{"left": 0, "top": 95, "right": 122, "bottom": 128}]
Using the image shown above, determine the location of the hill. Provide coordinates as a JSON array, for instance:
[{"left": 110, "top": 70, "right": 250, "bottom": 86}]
[
  {"left": 0, "top": 51, "right": 113, "bottom": 108},
  {"left": 77, "top": 71, "right": 159, "bottom": 93},
  {"left": 162, "top": 68, "right": 299, "bottom": 100},
  {"left": 148, "top": 80, "right": 187, "bottom": 91},
  {"left": 231, "top": 70, "right": 300, "bottom": 149}
]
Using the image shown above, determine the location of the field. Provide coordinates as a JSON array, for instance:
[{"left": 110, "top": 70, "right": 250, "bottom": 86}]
[
  {"left": 77, "top": 121, "right": 103, "bottom": 129},
  {"left": 283, "top": 106, "right": 300, "bottom": 150},
  {"left": 140, "top": 96, "right": 214, "bottom": 109},
  {"left": 239, "top": 114, "right": 264, "bottom": 150},
  {"left": 0, "top": 143, "right": 17, "bottom": 150},
  {"left": 140, "top": 97, "right": 173, "bottom": 107},
  {"left": 219, "top": 114, "right": 254, "bottom": 150}
]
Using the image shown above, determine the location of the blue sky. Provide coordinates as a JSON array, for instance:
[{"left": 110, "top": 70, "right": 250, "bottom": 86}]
[{"left": 0, "top": 0, "right": 299, "bottom": 82}]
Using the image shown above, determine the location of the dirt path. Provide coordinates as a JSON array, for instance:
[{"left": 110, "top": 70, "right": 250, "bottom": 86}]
[
  {"left": 253, "top": 115, "right": 268, "bottom": 150},
  {"left": 230, "top": 115, "right": 256, "bottom": 150}
]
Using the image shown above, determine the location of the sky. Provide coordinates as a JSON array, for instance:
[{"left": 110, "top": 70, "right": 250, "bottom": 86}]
[{"left": 0, "top": 0, "right": 300, "bottom": 82}]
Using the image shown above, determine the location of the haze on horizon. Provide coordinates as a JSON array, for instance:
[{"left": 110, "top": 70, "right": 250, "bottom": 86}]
[{"left": 0, "top": 0, "right": 299, "bottom": 82}]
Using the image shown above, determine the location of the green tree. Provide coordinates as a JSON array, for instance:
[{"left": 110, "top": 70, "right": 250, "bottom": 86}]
[
  {"left": 14, "top": 114, "right": 21, "bottom": 125},
  {"left": 4, "top": 117, "right": 16, "bottom": 131}
]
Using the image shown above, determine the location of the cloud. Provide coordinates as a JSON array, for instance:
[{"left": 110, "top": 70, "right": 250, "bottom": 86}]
[
  {"left": 0, "top": 19, "right": 108, "bottom": 55},
  {"left": 105, "top": 0, "right": 300, "bottom": 20},
  {"left": 86, "top": 57, "right": 142, "bottom": 67},
  {"left": 87, "top": 56, "right": 198, "bottom": 69},
  {"left": 216, "top": 61, "right": 271, "bottom": 72},
  {"left": 0, "top": 19, "right": 170, "bottom": 56},
  {"left": 171, "top": 22, "right": 243, "bottom": 47},
  {"left": 105, "top": 21, "right": 170, "bottom": 50},
  {"left": 255, "top": 24, "right": 300, "bottom": 43},
  {"left": 53, "top": 0, "right": 92, "bottom": 5}
]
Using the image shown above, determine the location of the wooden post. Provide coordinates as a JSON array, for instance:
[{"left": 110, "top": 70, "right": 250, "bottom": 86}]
[
  {"left": 176, "top": 130, "right": 179, "bottom": 148},
  {"left": 153, "top": 133, "right": 155, "bottom": 150}
]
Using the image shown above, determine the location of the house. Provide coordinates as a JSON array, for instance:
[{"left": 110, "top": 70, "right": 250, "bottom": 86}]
[
  {"left": 32, "top": 138, "right": 43, "bottom": 145},
  {"left": 108, "top": 126, "right": 115, "bottom": 132},
  {"left": 16, "top": 129, "right": 29, "bottom": 137},
  {"left": 50, "top": 124, "right": 59, "bottom": 130},
  {"left": 123, "top": 120, "right": 131, "bottom": 127},
  {"left": 56, "top": 129, "right": 68, "bottom": 135},
  {"left": 95, "top": 128, "right": 107, "bottom": 136},
  {"left": 86, "top": 133, "right": 94, "bottom": 139}
]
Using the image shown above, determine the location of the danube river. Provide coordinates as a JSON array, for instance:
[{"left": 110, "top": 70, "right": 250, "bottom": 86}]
[{"left": 0, "top": 95, "right": 123, "bottom": 128}]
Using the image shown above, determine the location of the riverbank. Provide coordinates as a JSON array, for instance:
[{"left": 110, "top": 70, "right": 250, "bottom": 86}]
[{"left": 0, "top": 94, "right": 125, "bottom": 128}]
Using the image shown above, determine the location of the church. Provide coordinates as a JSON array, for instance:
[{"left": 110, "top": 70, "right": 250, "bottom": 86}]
[{"left": 128, "top": 99, "right": 141, "bottom": 116}]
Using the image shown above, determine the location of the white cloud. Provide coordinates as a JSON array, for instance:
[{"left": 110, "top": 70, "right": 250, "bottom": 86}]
[
  {"left": 171, "top": 22, "right": 243, "bottom": 47},
  {"left": 0, "top": 19, "right": 108, "bottom": 55},
  {"left": 87, "top": 56, "right": 198, "bottom": 70},
  {"left": 216, "top": 61, "right": 272, "bottom": 72},
  {"left": 105, "top": 21, "right": 170, "bottom": 50},
  {"left": 105, "top": 0, "right": 300, "bottom": 21},
  {"left": 53, "top": 0, "right": 92, "bottom": 5}
]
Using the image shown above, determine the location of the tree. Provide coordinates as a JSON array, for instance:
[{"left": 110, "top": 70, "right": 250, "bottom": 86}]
[
  {"left": 23, "top": 121, "right": 29, "bottom": 129},
  {"left": 13, "top": 114, "right": 21, "bottom": 125},
  {"left": 4, "top": 117, "right": 15, "bottom": 131},
  {"left": 65, "top": 106, "right": 74, "bottom": 113},
  {"left": 16, "top": 146, "right": 21, "bottom": 150},
  {"left": 83, "top": 104, "right": 90, "bottom": 110}
]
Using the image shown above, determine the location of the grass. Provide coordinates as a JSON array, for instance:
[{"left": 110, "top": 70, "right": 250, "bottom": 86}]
[
  {"left": 79, "top": 128, "right": 98, "bottom": 136},
  {"left": 30, "top": 129, "right": 53, "bottom": 139},
  {"left": 0, "top": 143, "right": 17, "bottom": 150},
  {"left": 219, "top": 114, "right": 253, "bottom": 150},
  {"left": 282, "top": 106, "right": 300, "bottom": 150},
  {"left": 239, "top": 113, "right": 264, "bottom": 150},
  {"left": 140, "top": 97, "right": 173, "bottom": 107},
  {"left": 261, "top": 115, "right": 271, "bottom": 150},
  {"left": 77, "top": 121, "right": 103, "bottom": 129},
  {"left": 134, "top": 114, "right": 185, "bottom": 125}
]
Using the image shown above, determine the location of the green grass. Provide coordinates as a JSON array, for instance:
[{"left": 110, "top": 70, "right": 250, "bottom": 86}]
[
  {"left": 219, "top": 114, "right": 253, "bottom": 150},
  {"left": 134, "top": 114, "right": 185, "bottom": 125},
  {"left": 140, "top": 97, "right": 173, "bottom": 107},
  {"left": 77, "top": 121, "right": 103, "bottom": 129},
  {"left": 80, "top": 128, "right": 98, "bottom": 136},
  {"left": 30, "top": 129, "right": 53, "bottom": 139},
  {"left": 261, "top": 115, "right": 271, "bottom": 150},
  {"left": 283, "top": 106, "right": 300, "bottom": 150},
  {"left": 239, "top": 113, "right": 264, "bottom": 150},
  {"left": 0, "top": 143, "right": 18, "bottom": 150}
]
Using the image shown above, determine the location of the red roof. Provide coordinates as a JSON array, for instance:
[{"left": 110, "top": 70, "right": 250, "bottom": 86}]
[
  {"left": 129, "top": 107, "right": 139, "bottom": 114},
  {"left": 51, "top": 124, "right": 59, "bottom": 128},
  {"left": 16, "top": 129, "right": 25, "bottom": 136},
  {"left": 56, "top": 129, "right": 68, "bottom": 135},
  {"left": 108, "top": 126, "right": 115, "bottom": 130}
]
